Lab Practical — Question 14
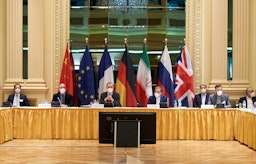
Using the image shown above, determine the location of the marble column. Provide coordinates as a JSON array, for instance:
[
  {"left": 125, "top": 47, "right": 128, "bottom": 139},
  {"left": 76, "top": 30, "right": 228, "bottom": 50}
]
[
  {"left": 5, "top": 0, "right": 23, "bottom": 82},
  {"left": 248, "top": 0, "right": 256, "bottom": 88},
  {"left": 0, "top": 0, "right": 7, "bottom": 103},
  {"left": 210, "top": 0, "right": 228, "bottom": 85},
  {"left": 232, "top": 0, "right": 250, "bottom": 85}
]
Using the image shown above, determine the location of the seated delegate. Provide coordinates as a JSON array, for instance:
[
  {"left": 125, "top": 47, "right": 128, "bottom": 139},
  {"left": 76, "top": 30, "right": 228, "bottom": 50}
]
[
  {"left": 238, "top": 87, "right": 256, "bottom": 108},
  {"left": 208, "top": 84, "right": 231, "bottom": 108},
  {"left": 99, "top": 82, "right": 121, "bottom": 107},
  {"left": 7, "top": 83, "right": 29, "bottom": 107},
  {"left": 52, "top": 83, "right": 74, "bottom": 107},
  {"left": 147, "top": 86, "right": 168, "bottom": 105},
  {"left": 193, "top": 84, "right": 210, "bottom": 108}
]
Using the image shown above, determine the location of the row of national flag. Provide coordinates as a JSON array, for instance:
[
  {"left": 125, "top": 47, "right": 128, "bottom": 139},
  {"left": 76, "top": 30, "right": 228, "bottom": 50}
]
[{"left": 60, "top": 42, "right": 195, "bottom": 107}]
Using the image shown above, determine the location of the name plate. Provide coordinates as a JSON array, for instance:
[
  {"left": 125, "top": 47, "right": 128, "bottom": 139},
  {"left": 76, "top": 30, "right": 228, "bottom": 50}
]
[
  {"left": 201, "top": 104, "right": 215, "bottom": 109},
  {"left": 147, "top": 104, "right": 160, "bottom": 108},
  {"left": 38, "top": 104, "right": 51, "bottom": 108},
  {"left": 91, "top": 103, "right": 104, "bottom": 108}
]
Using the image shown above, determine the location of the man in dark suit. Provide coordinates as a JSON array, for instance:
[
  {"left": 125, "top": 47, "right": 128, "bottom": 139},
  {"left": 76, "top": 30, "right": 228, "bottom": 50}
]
[
  {"left": 208, "top": 84, "right": 231, "bottom": 108},
  {"left": 147, "top": 86, "right": 168, "bottom": 105},
  {"left": 52, "top": 83, "right": 74, "bottom": 107},
  {"left": 7, "top": 83, "right": 29, "bottom": 106},
  {"left": 238, "top": 87, "right": 256, "bottom": 108},
  {"left": 193, "top": 84, "right": 210, "bottom": 108},
  {"left": 99, "top": 82, "right": 121, "bottom": 107}
]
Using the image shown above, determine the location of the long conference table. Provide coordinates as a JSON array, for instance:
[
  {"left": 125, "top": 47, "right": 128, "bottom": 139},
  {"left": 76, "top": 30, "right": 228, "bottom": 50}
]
[{"left": 0, "top": 107, "right": 255, "bottom": 150}]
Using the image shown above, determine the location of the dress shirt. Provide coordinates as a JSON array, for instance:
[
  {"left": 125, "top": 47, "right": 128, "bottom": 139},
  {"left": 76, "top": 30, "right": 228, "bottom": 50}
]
[
  {"left": 246, "top": 96, "right": 254, "bottom": 108},
  {"left": 13, "top": 94, "right": 20, "bottom": 107},
  {"left": 156, "top": 96, "right": 160, "bottom": 105},
  {"left": 216, "top": 96, "right": 222, "bottom": 104},
  {"left": 201, "top": 94, "right": 206, "bottom": 105}
]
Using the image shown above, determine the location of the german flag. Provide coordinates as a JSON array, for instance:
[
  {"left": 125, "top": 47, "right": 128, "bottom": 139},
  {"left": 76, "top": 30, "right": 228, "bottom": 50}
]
[{"left": 115, "top": 46, "right": 137, "bottom": 107}]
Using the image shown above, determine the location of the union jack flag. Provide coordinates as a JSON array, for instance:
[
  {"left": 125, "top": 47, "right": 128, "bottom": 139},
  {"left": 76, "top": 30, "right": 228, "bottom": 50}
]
[{"left": 174, "top": 45, "right": 195, "bottom": 107}]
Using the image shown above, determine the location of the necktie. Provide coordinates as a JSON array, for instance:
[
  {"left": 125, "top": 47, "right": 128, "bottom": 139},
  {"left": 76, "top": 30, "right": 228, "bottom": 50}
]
[
  {"left": 61, "top": 94, "right": 65, "bottom": 104},
  {"left": 16, "top": 94, "right": 20, "bottom": 107}
]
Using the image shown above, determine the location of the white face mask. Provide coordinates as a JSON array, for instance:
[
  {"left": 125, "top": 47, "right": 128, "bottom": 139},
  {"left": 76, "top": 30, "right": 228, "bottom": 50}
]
[
  {"left": 217, "top": 90, "right": 222, "bottom": 96},
  {"left": 107, "top": 88, "right": 113, "bottom": 93},
  {"left": 15, "top": 88, "right": 21, "bottom": 94},
  {"left": 251, "top": 92, "right": 255, "bottom": 97},
  {"left": 201, "top": 88, "right": 206, "bottom": 94},
  {"left": 60, "top": 88, "right": 66, "bottom": 94},
  {"left": 154, "top": 93, "right": 160, "bottom": 98}
]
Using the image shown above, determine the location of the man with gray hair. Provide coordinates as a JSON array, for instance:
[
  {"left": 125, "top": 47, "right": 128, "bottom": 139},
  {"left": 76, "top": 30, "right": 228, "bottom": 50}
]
[{"left": 238, "top": 87, "right": 256, "bottom": 108}]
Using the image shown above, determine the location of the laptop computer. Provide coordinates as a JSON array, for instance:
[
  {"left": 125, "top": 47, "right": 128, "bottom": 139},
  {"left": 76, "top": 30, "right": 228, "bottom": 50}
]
[
  {"left": 51, "top": 101, "right": 60, "bottom": 107},
  {"left": 104, "top": 102, "right": 114, "bottom": 107},
  {"left": 2, "top": 101, "right": 12, "bottom": 107},
  {"left": 216, "top": 104, "right": 225, "bottom": 108},
  {"left": 160, "top": 102, "right": 168, "bottom": 108}
]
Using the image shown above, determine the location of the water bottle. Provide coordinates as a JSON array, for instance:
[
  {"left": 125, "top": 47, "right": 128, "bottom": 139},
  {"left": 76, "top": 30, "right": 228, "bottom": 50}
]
[
  {"left": 235, "top": 101, "right": 239, "bottom": 108},
  {"left": 174, "top": 100, "right": 177, "bottom": 108},
  {"left": 178, "top": 101, "right": 182, "bottom": 108},
  {"left": 242, "top": 100, "right": 246, "bottom": 108}
]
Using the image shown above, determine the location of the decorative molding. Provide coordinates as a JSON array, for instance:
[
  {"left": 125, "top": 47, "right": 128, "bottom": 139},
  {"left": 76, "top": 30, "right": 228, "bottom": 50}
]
[
  {"left": 55, "top": 0, "right": 62, "bottom": 91},
  {"left": 186, "top": 0, "right": 201, "bottom": 92},
  {"left": 54, "top": 0, "right": 70, "bottom": 91}
]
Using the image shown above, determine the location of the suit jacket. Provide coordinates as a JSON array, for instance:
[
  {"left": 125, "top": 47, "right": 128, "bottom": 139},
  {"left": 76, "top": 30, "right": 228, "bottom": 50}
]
[
  {"left": 238, "top": 96, "right": 256, "bottom": 108},
  {"left": 52, "top": 92, "right": 74, "bottom": 107},
  {"left": 99, "top": 92, "right": 121, "bottom": 107},
  {"left": 147, "top": 95, "right": 168, "bottom": 104},
  {"left": 208, "top": 94, "right": 231, "bottom": 108},
  {"left": 7, "top": 94, "right": 29, "bottom": 106},
  {"left": 193, "top": 93, "right": 210, "bottom": 108}
]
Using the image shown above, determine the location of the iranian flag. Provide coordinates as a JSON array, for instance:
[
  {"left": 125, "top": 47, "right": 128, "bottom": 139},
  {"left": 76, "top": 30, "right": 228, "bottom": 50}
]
[{"left": 136, "top": 45, "right": 152, "bottom": 107}]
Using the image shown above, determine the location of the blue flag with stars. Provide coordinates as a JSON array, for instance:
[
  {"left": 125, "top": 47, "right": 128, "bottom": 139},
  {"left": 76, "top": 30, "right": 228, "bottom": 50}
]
[{"left": 77, "top": 45, "right": 96, "bottom": 105}]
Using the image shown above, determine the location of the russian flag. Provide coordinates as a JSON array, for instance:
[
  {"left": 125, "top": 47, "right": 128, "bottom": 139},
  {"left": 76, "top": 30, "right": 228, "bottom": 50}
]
[
  {"left": 157, "top": 45, "right": 175, "bottom": 107},
  {"left": 97, "top": 46, "right": 114, "bottom": 98}
]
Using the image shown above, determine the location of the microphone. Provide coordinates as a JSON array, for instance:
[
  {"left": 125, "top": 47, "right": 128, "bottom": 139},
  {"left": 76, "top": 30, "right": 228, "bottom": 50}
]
[{"left": 57, "top": 97, "right": 61, "bottom": 105}]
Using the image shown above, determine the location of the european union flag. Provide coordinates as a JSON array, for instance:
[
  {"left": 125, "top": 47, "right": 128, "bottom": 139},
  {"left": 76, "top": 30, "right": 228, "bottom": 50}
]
[{"left": 77, "top": 45, "right": 96, "bottom": 105}]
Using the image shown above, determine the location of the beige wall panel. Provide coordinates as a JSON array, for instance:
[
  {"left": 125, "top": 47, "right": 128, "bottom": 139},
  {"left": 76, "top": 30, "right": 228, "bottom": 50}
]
[
  {"left": 200, "top": 0, "right": 212, "bottom": 90},
  {"left": 249, "top": 0, "right": 256, "bottom": 89},
  {"left": 3, "top": 0, "right": 23, "bottom": 101},
  {"left": 232, "top": 0, "right": 249, "bottom": 83},
  {"left": 43, "top": 0, "right": 57, "bottom": 103},
  {"left": 0, "top": 0, "right": 7, "bottom": 104},
  {"left": 42, "top": 0, "right": 70, "bottom": 103},
  {"left": 210, "top": 0, "right": 228, "bottom": 84},
  {"left": 2, "top": 0, "right": 70, "bottom": 106}
]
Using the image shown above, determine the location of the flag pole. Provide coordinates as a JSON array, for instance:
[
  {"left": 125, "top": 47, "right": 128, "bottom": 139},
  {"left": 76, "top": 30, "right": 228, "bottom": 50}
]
[
  {"left": 143, "top": 38, "right": 147, "bottom": 46},
  {"left": 85, "top": 37, "right": 88, "bottom": 45},
  {"left": 124, "top": 38, "right": 127, "bottom": 47},
  {"left": 104, "top": 38, "right": 108, "bottom": 46},
  {"left": 164, "top": 38, "right": 168, "bottom": 45}
]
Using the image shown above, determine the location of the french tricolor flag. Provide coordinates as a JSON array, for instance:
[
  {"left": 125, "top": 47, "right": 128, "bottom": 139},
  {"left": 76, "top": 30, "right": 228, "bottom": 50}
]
[
  {"left": 157, "top": 45, "right": 175, "bottom": 107},
  {"left": 97, "top": 46, "right": 114, "bottom": 98}
]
